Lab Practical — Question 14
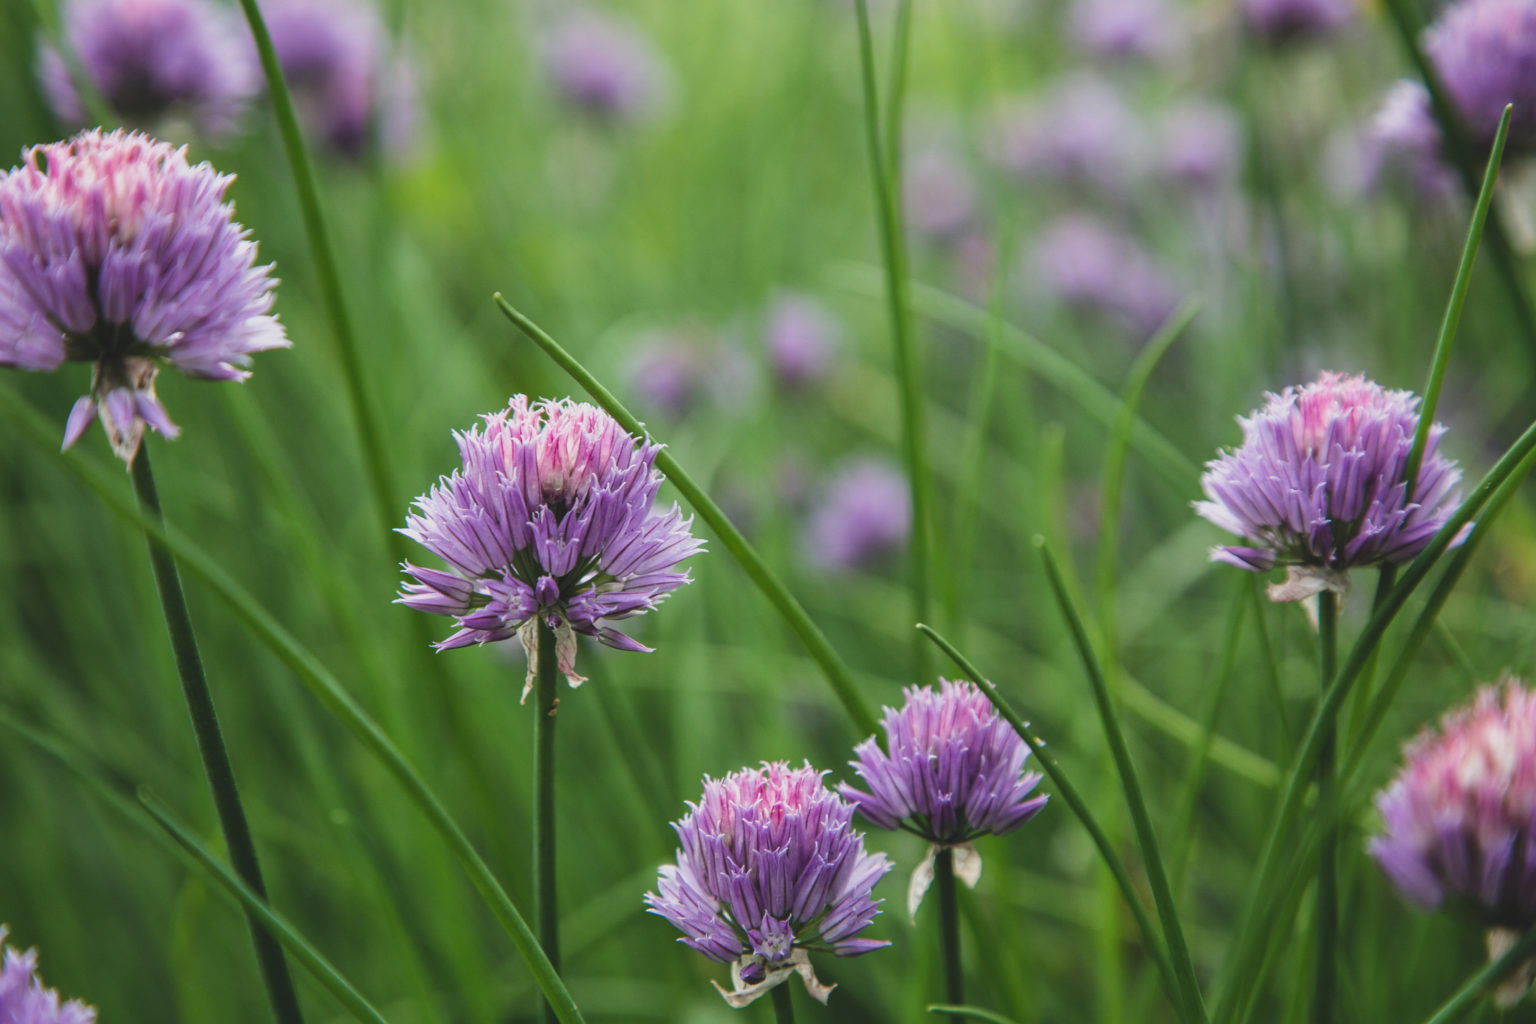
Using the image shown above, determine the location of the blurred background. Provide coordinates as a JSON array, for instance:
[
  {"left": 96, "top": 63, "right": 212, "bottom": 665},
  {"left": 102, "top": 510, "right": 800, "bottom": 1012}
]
[{"left": 3, "top": 0, "right": 1536, "bottom": 1020}]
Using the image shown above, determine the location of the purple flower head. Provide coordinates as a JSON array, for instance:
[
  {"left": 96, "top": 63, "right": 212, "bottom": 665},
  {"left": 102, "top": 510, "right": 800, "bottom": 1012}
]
[
  {"left": 1424, "top": 0, "right": 1536, "bottom": 155},
  {"left": 1362, "top": 82, "right": 1460, "bottom": 198},
  {"left": 802, "top": 457, "right": 912, "bottom": 572},
  {"left": 1239, "top": 0, "right": 1355, "bottom": 44},
  {"left": 1371, "top": 681, "right": 1536, "bottom": 932},
  {"left": 38, "top": 0, "right": 257, "bottom": 139},
  {"left": 987, "top": 75, "right": 1147, "bottom": 195},
  {"left": 539, "top": 8, "right": 669, "bottom": 123},
  {"left": 261, "top": 0, "right": 421, "bottom": 161},
  {"left": 397, "top": 396, "right": 704, "bottom": 697},
  {"left": 764, "top": 293, "right": 840, "bottom": 391},
  {"left": 1194, "top": 372, "right": 1464, "bottom": 600},
  {"left": 1157, "top": 100, "right": 1242, "bottom": 192},
  {"left": 644, "top": 761, "right": 892, "bottom": 1007},
  {"left": 0, "top": 129, "right": 287, "bottom": 462},
  {"left": 1030, "top": 214, "right": 1181, "bottom": 340},
  {"left": 624, "top": 329, "right": 709, "bottom": 419},
  {"left": 903, "top": 148, "right": 977, "bottom": 243},
  {"left": 1070, "top": 0, "right": 1183, "bottom": 62},
  {"left": 840, "top": 679, "right": 1047, "bottom": 916},
  {"left": 0, "top": 927, "right": 97, "bottom": 1024}
]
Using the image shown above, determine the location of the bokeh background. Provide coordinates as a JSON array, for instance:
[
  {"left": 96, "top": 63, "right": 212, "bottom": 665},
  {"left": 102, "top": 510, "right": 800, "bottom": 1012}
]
[{"left": 3, "top": 0, "right": 1536, "bottom": 1020}]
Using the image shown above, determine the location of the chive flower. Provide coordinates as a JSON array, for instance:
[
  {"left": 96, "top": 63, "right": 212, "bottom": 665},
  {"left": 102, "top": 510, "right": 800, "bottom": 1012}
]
[
  {"left": 1238, "top": 0, "right": 1354, "bottom": 43},
  {"left": 398, "top": 396, "right": 703, "bottom": 697},
  {"left": 1194, "top": 372, "right": 1464, "bottom": 602},
  {"left": 840, "top": 678, "right": 1048, "bottom": 917},
  {"left": 764, "top": 293, "right": 839, "bottom": 392},
  {"left": 645, "top": 761, "right": 892, "bottom": 1007},
  {"left": 538, "top": 8, "right": 669, "bottom": 123},
  {"left": 1423, "top": 0, "right": 1536, "bottom": 155},
  {"left": 0, "top": 129, "right": 287, "bottom": 461},
  {"left": 802, "top": 457, "right": 912, "bottom": 572},
  {"left": 37, "top": 0, "right": 256, "bottom": 139},
  {"left": 0, "top": 926, "right": 96, "bottom": 1024},
  {"left": 1370, "top": 681, "right": 1536, "bottom": 1005}
]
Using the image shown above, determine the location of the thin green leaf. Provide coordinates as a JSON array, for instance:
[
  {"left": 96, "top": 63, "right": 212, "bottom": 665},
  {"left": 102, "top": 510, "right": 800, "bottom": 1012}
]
[{"left": 927, "top": 1006, "right": 1023, "bottom": 1024}]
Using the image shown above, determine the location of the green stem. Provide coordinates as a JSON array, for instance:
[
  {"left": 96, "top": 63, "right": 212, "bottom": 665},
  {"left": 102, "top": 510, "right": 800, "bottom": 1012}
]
[
  {"left": 129, "top": 447, "right": 306, "bottom": 1024},
  {"left": 852, "top": 0, "right": 932, "bottom": 676},
  {"left": 233, "top": 0, "right": 400, "bottom": 549},
  {"left": 494, "top": 295, "right": 879, "bottom": 738},
  {"left": 936, "top": 847, "right": 964, "bottom": 1018},
  {"left": 1422, "top": 926, "right": 1536, "bottom": 1024},
  {"left": 771, "top": 984, "right": 796, "bottom": 1024},
  {"left": 1312, "top": 592, "right": 1339, "bottom": 1024},
  {"left": 1036, "top": 541, "right": 1207, "bottom": 1024},
  {"left": 915, "top": 623, "right": 1182, "bottom": 1011},
  {"left": 534, "top": 620, "right": 561, "bottom": 1024}
]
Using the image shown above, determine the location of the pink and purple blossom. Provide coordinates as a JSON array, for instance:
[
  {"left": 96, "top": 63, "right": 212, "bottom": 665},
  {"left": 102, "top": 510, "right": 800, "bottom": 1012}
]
[
  {"left": 1030, "top": 214, "right": 1182, "bottom": 340},
  {"left": 1423, "top": 0, "right": 1536, "bottom": 155},
  {"left": 38, "top": 0, "right": 256, "bottom": 139},
  {"left": 903, "top": 148, "right": 977, "bottom": 244},
  {"left": 538, "top": 8, "right": 669, "bottom": 123},
  {"left": 645, "top": 761, "right": 891, "bottom": 1007},
  {"left": 398, "top": 396, "right": 703, "bottom": 694},
  {"left": 764, "top": 293, "right": 840, "bottom": 391},
  {"left": 1239, "top": 0, "right": 1355, "bottom": 43},
  {"left": 1194, "top": 372, "right": 1464, "bottom": 598},
  {"left": 802, "top": 457, "right": 912, "bottom": 572},
  {"left": 1370, "top": 681, "right": 1536, "bottom": 928},
  {"left": 0, "top": 927, "right": 96, "bottom": 1024},
  {"left": 1069, "top": 0, "right": 1183, "bottom": 62},
  {"left": 0, "top": 129, "right": 287, "bottom": 461}
]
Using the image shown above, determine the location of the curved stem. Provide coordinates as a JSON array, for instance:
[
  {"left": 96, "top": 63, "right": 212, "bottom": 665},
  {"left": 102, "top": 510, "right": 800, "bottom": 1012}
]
[
  {"left": 771, "top": 984, "right": 796, "bottom": 1024},
  {"left": 130, "top": 447, "right": 306, "bottom": 1024},
  {"left": 936, "top": 847, "right": 964, "bottom": 1019},
  {"left": 533, "top": 620, "right": 561, "bottom": 1024},
  {"left": 1312, "top": 592, "right": 1339, "bottom": 1024}
]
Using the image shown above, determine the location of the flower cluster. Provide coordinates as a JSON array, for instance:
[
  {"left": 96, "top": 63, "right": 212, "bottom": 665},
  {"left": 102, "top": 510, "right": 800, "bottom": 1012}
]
[
  {"left": 38, "top": 0, "right": 256, "bottom": 139},
  {"left": 1194, "top": 372, "right": 1464, "bottom": 601},
  {"left": 1423, "top": 0, "right": 1536, "bottom": 155},
  {"left": 645, "top": 762, "right": 891, "bottom": 1007},
  {"left": 538, "top": 8, "right": 669, "bottom": 123},
  {"left": 802, "top": 457, "right": 912, "bottom": 572},
  {"left": 0, "top": 927, "right": 96, "bottom": 1024},
  {"left": 398, "top": 396, "right": 703, "bottom": 696},
  {"left": 1238, "top": 0, "right": 1354, "bottom": 44},
  {"left": 841, "top": 679, "right": 1048, "bottom": 917},
  {"left": 1370, "top": 681, "right": 1536, "bottom": 1004},
  {"left": 763, "top": 293, "right": 839, "bottom": 392},
  {"left": 0, "top": 128, "right": 287, "bottom": 461}
]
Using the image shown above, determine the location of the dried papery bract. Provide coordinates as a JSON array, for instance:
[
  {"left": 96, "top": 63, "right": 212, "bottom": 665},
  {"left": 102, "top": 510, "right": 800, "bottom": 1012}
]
[
  {"left": 398, "top": 396, "right": 704, "bottom": 695},
  {"left": 1370, "top": 680, "right": 1536, "bottom": 1006},
  {"left": 1194, "top": 371, "right": 1465, "bottom": 603},
  {"left": 0, "top": 926, "right": 97, "bottom": 1024},
  {"left": 840, "top": 678, "right": 1049, "bottom": 917},
  {"left": 0, "top": 129, "right": 287, "bottom": 462},
  {"left": 645, "top": 761, "right": 892, "bottom": 1007}
]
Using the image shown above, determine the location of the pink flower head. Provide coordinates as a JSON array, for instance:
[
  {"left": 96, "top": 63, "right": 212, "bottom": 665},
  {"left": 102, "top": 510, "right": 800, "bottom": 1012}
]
[
  {"left": 645, "top": 762, "right": 891, "bottom": 1006},
  {"left": 1194, "top": 372, "right": 1464, "bottom": 589},
  {"left": 1371, "top": 681, "right": 1536, "bottom": 928},
  {"left": 0, "top": 129, "right": 286, "bottom": 461},
  {"left": 398, "top": 397, "right": 704, "bottom": 696},
  {"left": 0, "top": 926, "right": 97, "bottom": 1024}
]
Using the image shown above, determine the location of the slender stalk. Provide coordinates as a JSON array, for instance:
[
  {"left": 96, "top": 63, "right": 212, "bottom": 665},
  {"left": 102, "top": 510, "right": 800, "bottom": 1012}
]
[
  {"left": 5, "top": 391, "right": 586, "bottom": 1022},
  {"left": 851, "top": 0, "right": 933, "bottom": 677},
  {"left": 927, "top": 1008, "right": 1021, "bottom": 1024},
  {"left": 1312, "top": 592, "right": 1339, "bottom": 1024},
  {"left": 1422, "top": 925, "right": 1536, "bottom": 1024},
  {"left": 494, "top": 295, "right": 879, "bottom": 737},
  {"left": 1036, "top": 540, "right": 1207, "bottom": 1024},
  {"left": 129, "top": 447, "right": 305, "bottom": 1024},
  {"left": 233, "top": 0, "right": 401, "bottom": 549},
  {"left": 533, "top": 620, "right": 561, "bottom": 1024},
  {"left": 770, "top": 984, "right": 796, "bottom": 1024},
  {"left": 914, "top": 623, "right": 1182, "bottom": 1010},
  {"left": 936, "top": 847, "right": 964, "bottom": 1018}
]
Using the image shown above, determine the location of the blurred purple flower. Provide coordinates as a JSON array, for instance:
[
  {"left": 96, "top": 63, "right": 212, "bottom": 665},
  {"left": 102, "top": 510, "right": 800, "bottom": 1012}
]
[
  {"left": 398, "top": 396, "right": 703, "bottom": 695},
  {"left": 904, "top": 148, "right": 977, "bottom": 243},
  {"left": 987, "top": 74, "right": 1146, "bottom": 194},
  {"left": 1069, "top": 0, "right": 1183, "bottom": 62},
  {"left": 1031, "top": 214, "right": 1181, "bottom": 340},
  {"left": 645, "top": 761, "right": 891, "bottom": 1007},
  {"left": 1362, "top": 82, "right": 1460, "bottom": 198},
  {"left": 1370, "top": 680, "right": 1536, "bottom": 1004},
  {"left": 0, "top": 129, "right": 287, "bottom": 461},
  {"left": 539, "top": 8, "right": 669, "bottom": 123},
  {"left": 0, "top": 926, "right": 96, "bottom": 1024},
  {"left": 841, "top": 679, "right": 1048, "bottom": 917},
  {"left": 38, "top": 0, "right": 256, "bottom": 138},
  {"left": 625, "top": 330, "right": 708, "bottom": 418},
  {"left": 1239, "top": 0, "right": 1355, "bottom": 43},
  {"left": 764, "top": 293, "right": 840, "bottom": 391},
  {"left": 261, "top": 0, "right": 421, "bottom": 160},
  {"left": 1194, "top": 372, "right": 1464, "bottom": 600},
  {"left": 803, "top": 457, "right": 912, "bottom": 572},
  {"left": 1157, "top": 100, "right": 1241, "bottom": 192},
  {"left": 1423, "top": 0, "right": 1536, "bottom": 154}
]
